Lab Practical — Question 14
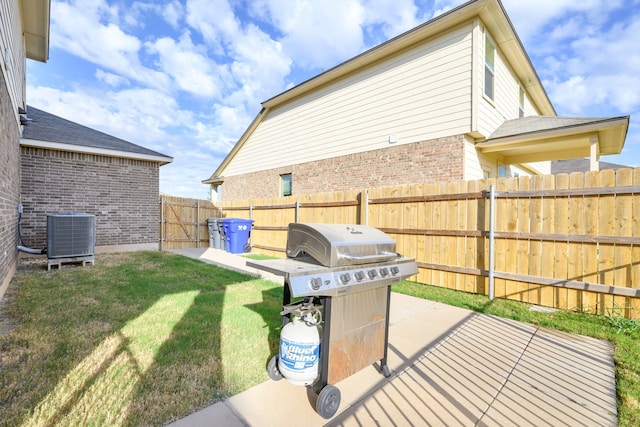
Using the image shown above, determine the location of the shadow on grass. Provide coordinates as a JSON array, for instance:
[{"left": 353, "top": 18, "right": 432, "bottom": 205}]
[
  {"left": 244, "top": 287, "right": 285, "bottom": 368},
  {"left": 0, "top": 251, "right": 284, "bottom": 427}
]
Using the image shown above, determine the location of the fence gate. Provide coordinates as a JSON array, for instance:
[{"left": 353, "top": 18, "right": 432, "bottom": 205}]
[{"left": 159, "top": 195, "right": 221, "bottom": 250}]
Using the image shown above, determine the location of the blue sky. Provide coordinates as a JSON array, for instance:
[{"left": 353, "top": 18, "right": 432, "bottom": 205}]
[{"left": 26, "top": 0, "right": 640, "bottom": 199}]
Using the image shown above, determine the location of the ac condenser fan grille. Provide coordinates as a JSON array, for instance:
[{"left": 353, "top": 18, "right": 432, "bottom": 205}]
[{"left": 46, "top": 213, "right": 96, "bottom": 259}]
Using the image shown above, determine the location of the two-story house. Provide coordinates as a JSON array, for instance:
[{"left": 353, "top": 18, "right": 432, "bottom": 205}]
[{"left": 204, "top": 0, "right": 629, "bottom": 201}]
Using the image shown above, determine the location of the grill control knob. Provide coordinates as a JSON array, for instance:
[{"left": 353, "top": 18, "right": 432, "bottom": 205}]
[
  {"left": 379, "top": 267, "right": 389, "bottom": 277},
  {"left": 340, "top": 273, "right": 351, "bottom": 284},
  {"left": 310, "top": 277, "right": 323, "bottom": 290},
  {"left": 368, "top": 269, "right": 378, "bottom": 279},
  {"left": 354, "top": 271, "right": 365, "bottom": 281},
  {"left": 390, "top": 266, "right": 400, "bottom": 275}
]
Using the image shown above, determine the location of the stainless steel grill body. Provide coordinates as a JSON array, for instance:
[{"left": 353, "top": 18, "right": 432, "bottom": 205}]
[
  {"left": 248, "top": 223, "right": 418, "bottom": 418},
  {"left": 286, "top": 223, "right": 398, "bottom": 267}
]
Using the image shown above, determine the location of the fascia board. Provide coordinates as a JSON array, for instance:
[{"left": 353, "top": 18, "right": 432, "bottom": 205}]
[
  {"left": 20, "top": 138, "right": 174, "bottom": 165},
  {"left": 205, "top": 107, "right": 269, "bottom": 182},
  {"left": 478, "top": 116, "right": 630, "bottom": 148}
]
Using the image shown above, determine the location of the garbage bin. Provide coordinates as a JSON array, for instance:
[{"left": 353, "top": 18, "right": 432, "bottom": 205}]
[
  {"left": 206, "top": 218, "right": 222, "bottom": 249},
  {"left": 220, "top": 218, "right": 254, "bottom": 254}
]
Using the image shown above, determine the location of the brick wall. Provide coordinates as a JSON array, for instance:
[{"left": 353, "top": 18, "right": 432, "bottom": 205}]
[
  {"left": 0, "top": 75, "right": 20, "bottom": 295},
  {"left": 20, "top": 147, "right": 160, "bottom": 248},
  {"left": 219, "top": 135, "right": 466, "bottom": 200}
]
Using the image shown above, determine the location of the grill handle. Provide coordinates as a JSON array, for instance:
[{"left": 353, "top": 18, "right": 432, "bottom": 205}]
[{"left": 338, "top": 252, "right": 398, "bottom": 264}]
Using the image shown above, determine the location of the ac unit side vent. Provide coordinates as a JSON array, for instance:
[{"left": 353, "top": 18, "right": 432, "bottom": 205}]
[{"left": 47, "top": 213, "right": 96, "bottom": 259}]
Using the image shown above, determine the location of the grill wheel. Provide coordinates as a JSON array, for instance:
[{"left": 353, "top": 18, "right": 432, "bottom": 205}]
[{"left": 316, "top": 384, "right": 341, "bottom": 419}]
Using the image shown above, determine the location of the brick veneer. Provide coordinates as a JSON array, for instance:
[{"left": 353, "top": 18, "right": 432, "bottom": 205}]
[
  {"left": 0, "top": 76, "right": 20, "bottom": 296},
  {"left": 20, "top": 147, "right": 160, "bottom": 248},
  {"left": 219, "top": 135, "right": 466, "bottom": 200}
]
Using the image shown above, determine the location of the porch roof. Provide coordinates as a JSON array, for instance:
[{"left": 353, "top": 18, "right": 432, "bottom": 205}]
[{"left": 475, "top": 116, "right": 629, "bottom": 165}]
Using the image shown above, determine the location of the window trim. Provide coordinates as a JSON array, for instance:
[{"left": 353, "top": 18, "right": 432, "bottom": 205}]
[
  {"left": 484, "top": 33, "right": 496, "bottom": 101},
  {"left": 280, "top": 173, "right": 292, "bottom": 197},
  {"left": 518, "top": 86, "right": 525, "bottom": 118}
]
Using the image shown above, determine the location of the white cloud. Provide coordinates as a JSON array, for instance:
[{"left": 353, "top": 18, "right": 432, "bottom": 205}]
[
  {"left": 227, "top": 24, "right": 291, "bottom": 106},
  {"left": 183, "top": 0, "right": 292, "bottom": 105},
  {"left": 252, "top": 0, "right": 366, "bottom": 70},
  {"left": 185, "top": 0, "right": 240, "bottom": 55},
  {"left": 362, "top": 0, "right": 420, "bottom": 40},
  {"left": 161, "top": 1, "right": 184, "bottom": 28},
  {"left": 95, "top": 69, "right": 129, "bottom": 87},
  {"left": 50, "top": 0, "right": 171, "bottom": 90},
  {"left": 145, "top": 33, "right": 229, "bottom": 98},
  {"left": 502, "top": 0, "right": 625, "bottom": 46}
]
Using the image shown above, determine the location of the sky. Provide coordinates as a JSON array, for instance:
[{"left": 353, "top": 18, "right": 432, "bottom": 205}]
[{"left": 25, "top": 0, "right": 640, "bottom": 199}]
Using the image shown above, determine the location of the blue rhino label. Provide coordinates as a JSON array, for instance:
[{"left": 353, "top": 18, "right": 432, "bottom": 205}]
[{"left": 280, "top": 337, "right": 320, "bottom": 371}]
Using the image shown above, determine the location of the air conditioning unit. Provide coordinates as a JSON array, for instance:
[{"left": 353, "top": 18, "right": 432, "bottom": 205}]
[{"left": 47, "top": 213, "right": 96, "bottom": 259}]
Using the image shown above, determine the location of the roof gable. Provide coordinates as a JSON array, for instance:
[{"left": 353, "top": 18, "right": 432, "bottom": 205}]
[{"left": 21, "top": 106, "right": 172, "bottom": 164}]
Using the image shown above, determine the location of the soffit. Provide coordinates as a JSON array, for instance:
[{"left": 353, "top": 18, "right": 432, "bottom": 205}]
[{"left": 20, "top": 0, "right": 50, "bottom": 62}]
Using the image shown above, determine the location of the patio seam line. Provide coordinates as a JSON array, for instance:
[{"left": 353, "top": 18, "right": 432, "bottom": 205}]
[
  {"left": 475, "top": 324, "right": 538, "bottom": 426},
  {"left": 223, "top": 399, "right": 251, "bottom": 427}
]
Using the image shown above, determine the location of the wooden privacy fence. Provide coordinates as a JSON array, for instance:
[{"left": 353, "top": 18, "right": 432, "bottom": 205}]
[
  {"left": 159, "top": 195, "right": 222, "bottom": 250},
  {"left": 214, "top": 168, "right": 640, "bottom": 318}
]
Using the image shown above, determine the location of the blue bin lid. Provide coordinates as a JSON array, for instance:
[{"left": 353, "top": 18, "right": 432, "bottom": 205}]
[{"left": 220, "top": 218, "right": 254, "bottom": 224}]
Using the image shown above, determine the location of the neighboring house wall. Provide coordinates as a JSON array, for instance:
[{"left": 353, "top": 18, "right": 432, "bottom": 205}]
[
  {"left": 0, "top": 69, "right": 21, "bottom": 297},
  {"left": 223, "top": 23, "right": 474, "bottom": 178},
  {"left": 20, "top": 147, "right": 160, "bottom": 249},
  {"left": 1, "top": 0, "right": 26, "bottom": 114},
  {"left": 221, "top": 135, "right": 467, "bottom": 200},
  {"left": 0, "top": 0, "right": 26, "bottom": 297},
  {"left": 210, "top": 0, "right": 571, "bottom": 202}
]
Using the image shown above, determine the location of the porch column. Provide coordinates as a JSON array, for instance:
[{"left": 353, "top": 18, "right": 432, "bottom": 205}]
[{"left": 590, "top": 135, "right": 600, "bottom": 171}]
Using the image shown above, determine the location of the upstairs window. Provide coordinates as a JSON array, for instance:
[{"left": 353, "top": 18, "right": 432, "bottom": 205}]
[
  {"left": 280, "top": 173, "right": 292, "bottom": 196},
  {"left": 519, "top": 86, "right": 525, "bottom": 117},
  {"left": 484, "top": 35, "right": 495, "bottom": 100}
]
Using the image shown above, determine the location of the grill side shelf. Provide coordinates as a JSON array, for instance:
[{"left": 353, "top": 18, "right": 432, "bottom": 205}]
[{"left": 246, "top": 257, "right": 326, "bottom": 277}]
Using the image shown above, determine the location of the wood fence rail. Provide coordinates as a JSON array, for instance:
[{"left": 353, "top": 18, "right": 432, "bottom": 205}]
[{"left": 161, "top": 168, "right": 640, "bottom": 318}]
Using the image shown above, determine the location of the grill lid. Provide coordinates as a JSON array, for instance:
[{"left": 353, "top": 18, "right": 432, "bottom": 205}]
[{"left": 286, "top": 223, "right": 397, "bottom": 267}]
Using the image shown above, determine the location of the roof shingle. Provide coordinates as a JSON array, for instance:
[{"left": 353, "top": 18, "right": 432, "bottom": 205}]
[{"left": 21, "top": 106, "right": 170, "bottom": 159}]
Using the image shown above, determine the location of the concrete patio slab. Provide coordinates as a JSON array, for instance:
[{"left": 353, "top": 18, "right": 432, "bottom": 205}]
[{"left": 167, "top": 248, "right": 617, "bottom": 427}]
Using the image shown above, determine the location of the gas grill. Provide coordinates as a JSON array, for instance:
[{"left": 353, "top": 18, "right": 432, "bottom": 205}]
[{"left": 247, "top": 223, "right": 418, "bottom": 419}]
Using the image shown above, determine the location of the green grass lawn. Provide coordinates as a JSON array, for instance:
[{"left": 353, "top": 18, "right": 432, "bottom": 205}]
[
  {"left": 2, "top": 252, "right": 639, "bottom": 426},
  {"left": 392, "top": 281, "right": 640, "bottom": 427},
  {"left": 0, "top": 251, "right": 282, "bottom": 427}
]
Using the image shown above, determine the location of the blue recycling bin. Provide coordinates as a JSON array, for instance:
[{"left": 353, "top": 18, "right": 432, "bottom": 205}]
[{"left": 220, "top": 218, "right": 254, "bottom": 254}]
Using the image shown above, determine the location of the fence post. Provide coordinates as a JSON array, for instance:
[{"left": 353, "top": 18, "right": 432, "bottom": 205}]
[
  {"left": 159, "top": 196, "right": 165, "bottom": 252},
  {"left": 250, "top": 200, "right": 253, "bottom": 220},
  {"left": 488, "top": 184, "right": 495, "bottom": 300},
  {"left": 196, "top": 200, "right": 200, "bottom": 248},
  {"left": 295, "top": 199, "right": 300, "bottom": 223}
]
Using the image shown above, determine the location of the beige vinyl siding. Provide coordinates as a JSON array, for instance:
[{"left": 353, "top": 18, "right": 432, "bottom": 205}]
[
  {"left": 477, "top": 27, "right": 536, "bottom": 138},
  {"left": 0, "top": 0, "right": 26, "bottom": 121},
  {"left": 224, "top": 23, "right": 474, "bottom": 177},
  {"left": 464, "top": 136, "right": 485, "bottom": 179},
  {"left": 521, "top": 87, "right": 540, "bottom": 117},
  {"left": 522, "top": 161, "right": 550, "bottom": 175}
]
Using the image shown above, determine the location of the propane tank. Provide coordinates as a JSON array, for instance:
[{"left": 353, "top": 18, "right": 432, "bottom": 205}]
[{"left": 278, "top": 304, "right": 322, "bottom": 386}]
